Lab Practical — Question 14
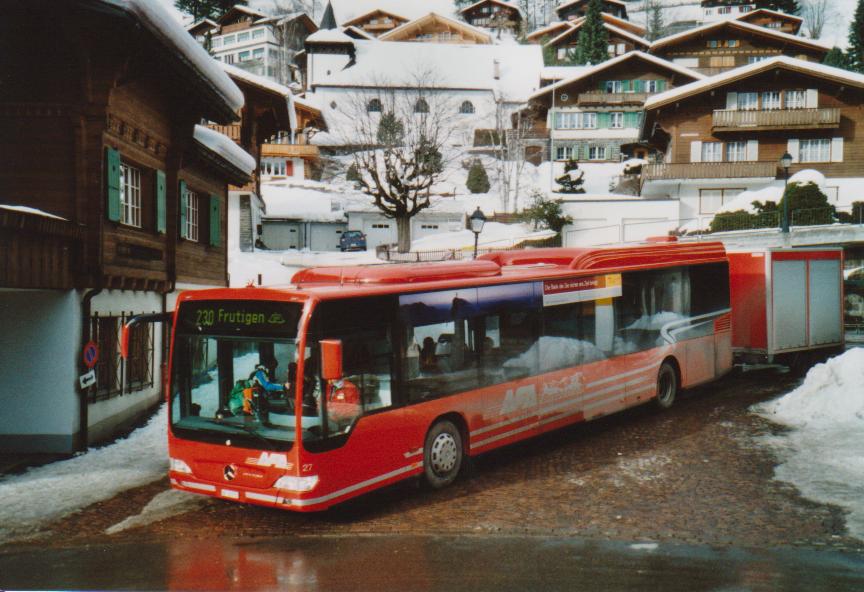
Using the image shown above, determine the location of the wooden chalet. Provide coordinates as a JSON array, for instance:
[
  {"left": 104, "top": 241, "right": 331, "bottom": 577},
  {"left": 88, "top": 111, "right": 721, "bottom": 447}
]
[
  {"left": 649, "top": 19, "right": 829, "bottom": 76},
  {"left": 379, "top": 12, "right": 493, "bottom": 44},
  {"left": 735, "top": 8, "right": 803, "bottom": 36},
  {"left": 526, "top": 51, "right": 704, "bottom": 162},
  {"left": 556, "top": 0, "right": 628, "bottom": 21},
  {"left": 459, "top": 0, "right": 524, "bottom": 36},
  {"left": 526, "top": 14, "right": 644, "bottom": 44},
  {"left": 545, "top": 18, "right": 649, "bottom": 63},
  {"left": 0, "top": 0, "right": 253, "bottom": 453},
  {"left": 640, "top": 57, "right": 864, "bottom": 216},
  {"left": 341, "top": 9, "right": 409, "bottom": 37}
]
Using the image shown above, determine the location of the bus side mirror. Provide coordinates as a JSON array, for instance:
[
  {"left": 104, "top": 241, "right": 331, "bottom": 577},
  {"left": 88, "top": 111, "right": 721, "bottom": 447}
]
[
  {"left": 320, "top": 339, "right": 343, "bottom": 381},
  {"left": 120, "top": 312, "right": 174, "bottom": 359}
]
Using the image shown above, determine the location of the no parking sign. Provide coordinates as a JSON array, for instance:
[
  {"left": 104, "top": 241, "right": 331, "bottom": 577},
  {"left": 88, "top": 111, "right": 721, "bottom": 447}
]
[{"left": 82, "top": 341, "right": 99, "bottom": 369}]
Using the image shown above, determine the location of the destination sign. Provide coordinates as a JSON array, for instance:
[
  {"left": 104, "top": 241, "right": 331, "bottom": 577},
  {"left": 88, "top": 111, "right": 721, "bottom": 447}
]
[
  {"left": 177, "top": 300, "right": 301, "bottom": 336},
  {"left": 542, "top": 274, "right": 622, "bottom": 307}
]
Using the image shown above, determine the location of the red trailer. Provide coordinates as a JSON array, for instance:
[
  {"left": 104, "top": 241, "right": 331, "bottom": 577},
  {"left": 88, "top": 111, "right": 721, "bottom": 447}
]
[{"left": 728, "top": 248, "right": 844, "bottom": 363}]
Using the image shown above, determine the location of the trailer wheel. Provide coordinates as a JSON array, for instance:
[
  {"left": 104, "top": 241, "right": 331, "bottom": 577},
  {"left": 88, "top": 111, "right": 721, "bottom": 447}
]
[
  {"left": 655, "top": 362, "right": 678, "bottom": 410},
  {"left": 423, "top": 420, "right": 463, "bottom": 489}
]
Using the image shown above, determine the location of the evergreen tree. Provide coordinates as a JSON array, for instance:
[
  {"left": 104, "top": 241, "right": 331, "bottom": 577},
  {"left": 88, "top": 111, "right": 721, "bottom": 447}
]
[
  {"left": 823, "top": 47, "right": 850, "bottom": 70},
  {"left": 645, "top": 0, "right": 666, "bottom": 42},
  {"left": 520, "top": 191, "right": 573, "bottom": 233},
  {"left": 346, "top": 162, "right": 360, "bottom": 182},
  {"left": 573, "top": 0, "right": 609, "bottom": 65},
  {"left": 175, "top": 0, "right": 247, "bottom": 21},
  {"left": 755, "top": 0, "right": 800, "bottom": 15},
  {"left": 466, "top": 160, "right": 491, "bottom": 194},
  {"left": 554, "top": 159, "right": 586, "bottom": 194},
  {"left": 849, "top": 0, "right": 864, "bottom": 72},
  {"left": 376, "top": 112, "right": 405, "bottom": 145}
]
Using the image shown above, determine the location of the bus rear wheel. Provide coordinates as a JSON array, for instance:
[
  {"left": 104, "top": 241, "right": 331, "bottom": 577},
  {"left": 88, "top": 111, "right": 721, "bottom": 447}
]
[
  {"left": 655, "top": 362, "right": 678, "bottom": 410},
  {"left": 423, "top": 420, "right": 463, "bottom": 489}
]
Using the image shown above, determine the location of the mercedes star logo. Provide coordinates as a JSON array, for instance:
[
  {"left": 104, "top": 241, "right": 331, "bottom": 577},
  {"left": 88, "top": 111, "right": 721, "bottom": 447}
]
[{"left": 224, "top": 464, "right": 237, "bottom": 481}]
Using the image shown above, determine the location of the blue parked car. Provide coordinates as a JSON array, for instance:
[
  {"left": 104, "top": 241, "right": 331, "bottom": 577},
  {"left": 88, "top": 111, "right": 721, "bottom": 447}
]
[{"left": 339, "top": 230, "right": 367, "bottom": 251}]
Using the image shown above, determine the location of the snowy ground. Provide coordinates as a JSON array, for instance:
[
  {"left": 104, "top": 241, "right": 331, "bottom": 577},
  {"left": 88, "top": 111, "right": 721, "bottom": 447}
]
[
  {"left": 752, "top": 348, "right": 864, "bottom": 540},
  {"left": 0, "top": 407, "right": 171, "bottom": 543},
  {"left": 229, "top": 247, "right": 380, "bottom": 287}
]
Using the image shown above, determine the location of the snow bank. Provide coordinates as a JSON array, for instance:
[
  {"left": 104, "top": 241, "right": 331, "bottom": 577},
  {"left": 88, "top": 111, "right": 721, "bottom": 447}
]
[
  {"left": 105, "top": 489, "right": 208, "bottom": 535},
  {"left": 193, "top": 125, "right": 256, "bottom": 175},
  {"left": 0, "top": 406, "right": 169, "bottom": 542},
  {"left": 715, "top": 184, "right": 783, "bottom": 215},
  {"left": 411, "top": 221, "right": 555, "bottom": 251},
  {"left": 752, "top": 348, "right": 864, "bottom": 540}
]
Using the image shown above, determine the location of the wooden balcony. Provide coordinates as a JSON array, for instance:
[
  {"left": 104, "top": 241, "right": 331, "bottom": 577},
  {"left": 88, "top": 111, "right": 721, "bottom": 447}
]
[
  {"left": 0, "top": 208, "right": 84, "bottom": 289},
  {"left": 713, "top": 108, "right": 841, "bottom": 132},
  {"left": 207, "top": 123, "right": 241, "bottom": 142},
  {"left": 577, "top": 92, "right": 649, "bottom": 106},
  {"left": 643, "top": 161, "right": 778, "bottom": 181},
  {"left": 261, "top": 142, "right": 320, "bottom": 159}
]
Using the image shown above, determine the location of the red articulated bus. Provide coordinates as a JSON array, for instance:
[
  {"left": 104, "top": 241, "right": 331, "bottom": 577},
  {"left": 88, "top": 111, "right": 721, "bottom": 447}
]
[{"left": 137, "top": 242, "right": 733, "bottom": 511}]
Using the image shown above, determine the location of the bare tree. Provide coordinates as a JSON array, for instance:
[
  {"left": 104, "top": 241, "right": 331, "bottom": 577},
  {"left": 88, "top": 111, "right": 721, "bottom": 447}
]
[
  {"left": 341, "top": 75, "right": 457, "bottom": 252},
  {"left": 491, "top": 98, "right": 535, "bottom": 213},
  {"left": 802, "top": 0, "right": 837, "bottom": 39}
]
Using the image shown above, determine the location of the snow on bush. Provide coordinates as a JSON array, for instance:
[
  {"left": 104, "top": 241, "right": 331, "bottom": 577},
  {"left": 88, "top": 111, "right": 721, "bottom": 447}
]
[{"left": 753, "top": 348, "right": 864, "bottom": 540}]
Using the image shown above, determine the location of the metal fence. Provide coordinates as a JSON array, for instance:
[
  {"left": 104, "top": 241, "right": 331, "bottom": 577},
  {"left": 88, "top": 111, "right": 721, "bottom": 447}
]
[{"left": 376, "top": 236, "right": 561, "bottom": 262}]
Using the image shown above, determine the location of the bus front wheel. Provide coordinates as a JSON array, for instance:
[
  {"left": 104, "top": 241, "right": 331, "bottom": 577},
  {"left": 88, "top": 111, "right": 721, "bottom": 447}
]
[
  {"left": 423, "top": 420, "right": 463, "bottom": 489},
  {"left": 655, "top": 362, "right": 678, "bottom": 410}
]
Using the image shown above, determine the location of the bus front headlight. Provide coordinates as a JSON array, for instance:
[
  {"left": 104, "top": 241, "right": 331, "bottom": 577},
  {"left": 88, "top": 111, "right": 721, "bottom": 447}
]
[
  {"left": 170, "top": 458, "right": 192, "bottom": 474},
  {"left": 274, "top": 475, "right": 319, "bottom": 492}
]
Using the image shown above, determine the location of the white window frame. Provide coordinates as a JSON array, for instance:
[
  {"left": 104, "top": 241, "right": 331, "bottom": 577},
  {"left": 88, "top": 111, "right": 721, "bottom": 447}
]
[
  {"left": 185, "top": 190, "right": 199, "bottom": 242},
  {"left": 581, "top": 112, "right": 597, "bottom": 129},
  {"left": 762, "top": 91, "right": 781, "bottom": 110},
  {"left": 236, "top": 31, "right": 250, "bottom": 43},
  {"left": 701, "top": 142, "right": 723, "bottom": 162},
  {"left": 799, "top": 139, "right": 831, "bottom": 163},
  {"left": 556, "top": 145, "right": 573, "bottom": 160},
  {"left": 737, "top": 92, "right": 758, "bottom": 111},
  {"left": 588, "top": 145, "right": 607, "bottom": 160},
  {"left": 645, "top": 80, "right": 659, "bottom": 93},
  {"left": 725, "top": 141, "right": 747, "bottom": 162},
  {"left": 785, "top": 89, "right": 806, "bottom": 109},
  {"left": 252, "top": 28, "right": 265, "bottom": 39},
  {"left": 223, "top": 34, "right": 235, "bottom": 45},
  {"left": 238, "top": 50, "right": 251, "bottom": 62},
  {"left": 609, "top": 112, "right": 624, "bottom": 129},
  {"left": 606, "top": 80, "right": 625, "bottom": 93},
  {"left": 120, "top": 162, "right": 142, "bottom": 228}
]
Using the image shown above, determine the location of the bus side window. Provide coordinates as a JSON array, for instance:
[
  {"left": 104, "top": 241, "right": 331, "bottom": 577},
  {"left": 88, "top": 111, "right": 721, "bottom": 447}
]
[
  {"left": 404, "top": 319, "right": 482, "bottom": 402},
  {"left": 539, "top": 301, "right": 605, "bottom": 372},
  {"left": 488, "top": 308, "right": 541, "bottom": 383}
]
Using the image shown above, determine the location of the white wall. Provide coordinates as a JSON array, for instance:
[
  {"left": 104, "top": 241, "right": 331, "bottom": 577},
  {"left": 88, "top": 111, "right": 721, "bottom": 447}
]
[
  {"left": 0, "top": 290, "right": 81, "bottom": 452},
  {"left": 561, "top": 198, "right": 681, "bottom": 246}
]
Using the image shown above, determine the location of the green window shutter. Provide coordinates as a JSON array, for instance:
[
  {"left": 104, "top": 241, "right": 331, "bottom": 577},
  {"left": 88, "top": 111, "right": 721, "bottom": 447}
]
[
  {"left": 598, "top": 80, "right": 606, "bottom": 91},
  {"left": 156, "top": 170, "right": 166, "bottom": 234},
  {"left": 106, "top": 146, "right": 121, "bottom": 222},
  {"left": 598, "top": 112, "right": 610, "bottom": 129},
  {"left": 209, "top": 194, "right": 221, "bottom": 247},
  {"left": 656, "top": 79, "right": 666, "bottom": 92},
  {"left": 179, "top": 180, "right": 187, "bottom": 239},
  {"left": 633, "top": 79, "right": 644, "bottom": 93},
  {"left": 624, "top": 112, "right": 639, "bottom": 128},
  {"left": 622, "top": 80, "right": 631, "bottom": 92}
]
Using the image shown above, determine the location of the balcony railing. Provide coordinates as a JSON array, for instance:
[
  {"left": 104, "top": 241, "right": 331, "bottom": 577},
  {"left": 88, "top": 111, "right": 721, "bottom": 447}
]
[
  {"left": 712, "top": 108, "right": 841, "bottom": 131},
  {"left": 577, "top": 92, "right": 649, "bottom": 105},
  {"left": 643, "top": 161, "right": 778, "bottom": 181},
  {"left": 207, "top": 124, "right": 241, "bottom": 141},
  {"left": 261, "top": 142, "right": 320, "bottom": 159}
]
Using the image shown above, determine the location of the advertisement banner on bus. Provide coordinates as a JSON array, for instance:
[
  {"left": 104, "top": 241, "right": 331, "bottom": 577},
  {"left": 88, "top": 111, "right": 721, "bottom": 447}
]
[{"left": 542, "top": 274, "right": 622, "bottom": 307}]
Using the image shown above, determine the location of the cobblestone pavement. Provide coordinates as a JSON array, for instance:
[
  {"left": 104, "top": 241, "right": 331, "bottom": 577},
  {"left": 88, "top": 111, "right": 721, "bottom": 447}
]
[{"left": 11, "top": 371, "right": 864, "bottom": 553}]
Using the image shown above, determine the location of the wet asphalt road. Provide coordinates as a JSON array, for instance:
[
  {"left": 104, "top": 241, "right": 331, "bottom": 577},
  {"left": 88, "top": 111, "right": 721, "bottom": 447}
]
[
  {"left": 3, "top": 368, "right": 864, "bottom": 590},
  {"left": 1, "top": 534, "right": 863, "bottom": 591}
]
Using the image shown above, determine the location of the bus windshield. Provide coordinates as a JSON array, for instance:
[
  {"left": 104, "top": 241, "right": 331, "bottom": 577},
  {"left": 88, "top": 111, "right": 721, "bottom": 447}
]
[{"left": 170, "top": 300, "right": 307, "bottom": 450}]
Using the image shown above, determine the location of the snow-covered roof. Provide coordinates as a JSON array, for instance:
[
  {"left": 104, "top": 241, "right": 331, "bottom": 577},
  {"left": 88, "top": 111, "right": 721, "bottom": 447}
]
[
  {"left": 344, "top": 25, "right": 375, "bottom": 40},
  {"left": 342, "top": 8, "right": 408, "bottom": 26},
  {"left": 186, "top": 17, "right": 218, "bottom": 33},
  {"left": 644, "top": 56, "right": 864, "bottom": 110},
  {"left": 217, "top": 5, "right": 269, "bottom": 24},
  {"left": 526, "top": 20, "right": 573, "bottom": 41},
  {"left": 331, "top": 0, "right": 455, "bottom": 24},
  {"left": 0, "top": 204, "right": 68, "bottom": 221},
  {"left": 104, "top": 0, "right": 244, "bottom": 119},
  {"left": 221, "top": 63, "right": 292, "bottom": 97},
  {"left": 557, "top": 0, "right": 628, "bottom": 11},
  {"left": 530, "top": 51, "right": 704, "bottom": 100},
  {"left": 547, "top": 19, "right": 648, "bottom": 48},
  {"left": 650, "top": 17, "right": 830, "bottom": 52},
  {"left": 734, "top": 8, "right": 804, "bottom": 24},
  {"left": 193, "top": 125, "right": 256, "bottom": 176},
  {"left": 379, "top": 12, "right": 493, "bottom": 43},
  {"left": 310, "top": 40, "right": 544, "bottom": 101},
  {"left": 306, "top": 28, "right": 355, "bottom": 44},
  {"left": 459, "top": 0, "right": 525, "bottom": 18},
  {"left": 541, "top": 65, "right": 590, "bottom": 81}
]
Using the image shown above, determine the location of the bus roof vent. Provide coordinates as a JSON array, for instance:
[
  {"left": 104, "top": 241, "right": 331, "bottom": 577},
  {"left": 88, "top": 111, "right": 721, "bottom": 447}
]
[
  {"left": 570, "top": 242, "right": 727, "bottom": 270},
  {"left": 292, "top": 260, "right": 502, "bottom": 286}
]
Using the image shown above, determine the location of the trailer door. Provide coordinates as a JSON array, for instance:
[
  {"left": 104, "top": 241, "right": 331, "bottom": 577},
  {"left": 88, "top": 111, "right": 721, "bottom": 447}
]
[
  {"left": 809, "top": 258, "right": 842, "bottom": 346},
  {"left": 772, "top": 259, "right": 808, "bottom": 351}
]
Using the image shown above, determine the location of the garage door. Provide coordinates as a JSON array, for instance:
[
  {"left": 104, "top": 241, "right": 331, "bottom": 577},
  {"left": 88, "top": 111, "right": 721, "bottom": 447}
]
[
  {"left": 363, "top": 220, "right": 395, "bottom": 248},
  {"left": 310, "top": 223, "right": 347, "bottom": 252}
]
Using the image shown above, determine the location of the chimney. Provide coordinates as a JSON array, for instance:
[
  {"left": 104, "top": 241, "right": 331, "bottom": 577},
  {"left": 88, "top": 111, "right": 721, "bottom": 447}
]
[{"left": 493, "top": 59, "right": 501, "bottom": 80}]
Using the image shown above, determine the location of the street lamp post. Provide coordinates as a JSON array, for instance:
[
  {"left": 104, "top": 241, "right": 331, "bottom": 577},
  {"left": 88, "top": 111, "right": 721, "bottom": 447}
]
[
  {"left": 470, "top": 207, "right": 486, "bottom": 259},
  {"left": 780, "top": 151, "right": 793, "bottom": 233}
]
